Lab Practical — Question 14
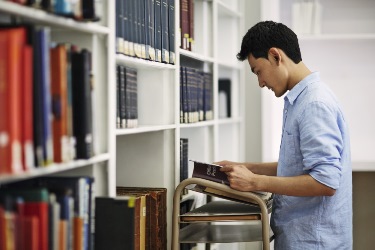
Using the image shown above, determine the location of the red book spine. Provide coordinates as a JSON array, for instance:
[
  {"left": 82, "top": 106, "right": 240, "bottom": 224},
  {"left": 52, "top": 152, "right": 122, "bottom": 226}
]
[
  {"left": 180, "top": 0, "right": 189, "bottom": 50},
  {"left": 22, "top": 202, "right": 49, "bottom": 250},
  {"left": 21, "top": 45, "right": 34, "bottom": 171},
  {"left": 50, "top": 45, "right": 68, "bottom": 163},
  {"left": 0, "top": 28, "right": 26, "bottom": 174}
]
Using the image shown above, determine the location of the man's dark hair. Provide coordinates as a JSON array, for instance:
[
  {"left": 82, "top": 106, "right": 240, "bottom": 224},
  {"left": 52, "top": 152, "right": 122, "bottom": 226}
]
[{"left": 237, "top": 21, "right": 302, "bottom": 64}]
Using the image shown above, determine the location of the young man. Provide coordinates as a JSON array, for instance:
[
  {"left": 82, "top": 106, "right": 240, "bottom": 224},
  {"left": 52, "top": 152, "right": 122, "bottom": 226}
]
[{"left": 217, "top": 21, "right": 352, "bottom": 249}]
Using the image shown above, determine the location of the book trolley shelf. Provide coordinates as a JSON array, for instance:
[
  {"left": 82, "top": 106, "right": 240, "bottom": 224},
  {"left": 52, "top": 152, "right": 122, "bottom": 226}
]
[{"left": 172, "top": 178, "right": 273, "bottom": 250}]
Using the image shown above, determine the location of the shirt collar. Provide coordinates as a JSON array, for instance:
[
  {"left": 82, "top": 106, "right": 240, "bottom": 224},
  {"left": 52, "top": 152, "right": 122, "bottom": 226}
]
[{"left": 284, "top": 72, "right": 320, "bottom": 105}]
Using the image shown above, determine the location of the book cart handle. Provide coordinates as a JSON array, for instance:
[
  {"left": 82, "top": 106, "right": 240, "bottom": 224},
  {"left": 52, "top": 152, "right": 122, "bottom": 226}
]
[{"left": 172, "top": 178, "right": 271, "bottom": 250}]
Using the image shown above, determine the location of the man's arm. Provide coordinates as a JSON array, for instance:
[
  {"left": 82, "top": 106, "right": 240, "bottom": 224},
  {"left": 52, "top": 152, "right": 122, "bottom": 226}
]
[
  {"left": 220, "top": 165, "right": 335, "bottom": 197},
  {"left": 215, "top": 160, "right": 278, "bottom": 176}
]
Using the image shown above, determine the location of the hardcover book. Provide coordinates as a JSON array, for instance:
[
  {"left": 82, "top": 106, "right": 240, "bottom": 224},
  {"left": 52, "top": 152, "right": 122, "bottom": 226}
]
[{"left": 188, "top": 160, "right": 273, "bottom": 206}]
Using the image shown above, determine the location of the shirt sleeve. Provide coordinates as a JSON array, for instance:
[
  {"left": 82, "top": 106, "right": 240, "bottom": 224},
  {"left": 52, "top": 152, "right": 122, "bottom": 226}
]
[{"left": 298, "top": 101, "right": 344, "bottom": 189}]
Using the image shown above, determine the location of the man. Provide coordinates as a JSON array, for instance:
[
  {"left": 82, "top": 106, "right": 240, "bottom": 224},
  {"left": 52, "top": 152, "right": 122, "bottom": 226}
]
[{"left": 217, "top": 21, "right": 352, "bottom": 249}]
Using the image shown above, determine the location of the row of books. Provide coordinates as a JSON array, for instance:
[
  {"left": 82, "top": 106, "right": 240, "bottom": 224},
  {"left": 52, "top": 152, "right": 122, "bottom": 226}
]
[
  {"left": 95, "top": 187, "right": 167, "bottom": 250},
  {"left": 179, "top": 0, "right": 194, "bottom": 51},
  {"left": 0, "top": 26, "right": 94, "bottom": 175},
  {"left": 116, "top": 65, "right": 138, "bottom": 129},
  {"left": 115, "top": 0, "right": 175, "bottom": 64},
  {"left": 180, "top": 66, "right": 213, "bottom": 124},
  {"left": 6, "top": 0, "right": 100, "bottom": 21},
  {"left": 0, "top": 176, "right": 94, "bottom": 250}
]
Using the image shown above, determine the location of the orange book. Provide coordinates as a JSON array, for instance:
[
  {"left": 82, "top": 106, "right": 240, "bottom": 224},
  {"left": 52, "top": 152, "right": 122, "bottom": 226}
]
[
  {"left": 58, "top": 220, "right": 67, "bottom": 250},
  {"left": 50, "top": 45, "right": 68, "bottom": 163},
  {"left": 21, "top": 45, "right": 34, "bottom": 171},
  {"left": 73, "top": 217, "right": 84, "bottom": 250},
  {"left": 0, "top": 27, "right": 27, "bottom": 174}
]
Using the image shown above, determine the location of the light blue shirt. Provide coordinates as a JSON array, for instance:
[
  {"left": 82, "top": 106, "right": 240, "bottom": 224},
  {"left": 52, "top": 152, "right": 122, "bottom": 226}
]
[{"left": 270, "top": 72, "right": 352, "bottom": 249}]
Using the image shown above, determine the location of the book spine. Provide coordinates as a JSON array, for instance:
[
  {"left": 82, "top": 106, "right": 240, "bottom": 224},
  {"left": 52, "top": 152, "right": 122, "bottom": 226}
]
[
  {"left": 0, "top": 28, "right": 25, "bottom": 174},
  {"left": 115, "top": 0, "right": 124, "bottom": 54},
  {"left": 154, "top": 0, "right": 162, "bottom": 62},
  {"left": 168, "top": 0, "right": 175, "bottom": 64},
  {"left": 21, "top": 44, "right": 35, "bottom": 171},
  {"left": 188, "top": 0, "right": 194, "bottom": 51},
  {"left": 180, "top": 0, "right": 189, "bottom": 50},
  {"left": 161, "top": 0, "right": 169, "bottom": 63}
]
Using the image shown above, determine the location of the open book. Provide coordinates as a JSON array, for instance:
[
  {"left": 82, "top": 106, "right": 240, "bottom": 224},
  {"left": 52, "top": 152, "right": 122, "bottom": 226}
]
[{"left": 188, "top": 160, "right": 273, "bottom": 206}]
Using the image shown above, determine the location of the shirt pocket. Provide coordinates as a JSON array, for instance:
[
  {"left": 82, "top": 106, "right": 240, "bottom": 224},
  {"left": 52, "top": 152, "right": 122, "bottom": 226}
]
[{"left": 281, "top": 131, "right": 302, "bottom": 176}]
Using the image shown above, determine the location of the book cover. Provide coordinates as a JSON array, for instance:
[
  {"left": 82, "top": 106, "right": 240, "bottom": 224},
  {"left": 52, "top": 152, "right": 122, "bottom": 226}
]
[
  {"left": 38, "top": 27, "right": 54, "bottom": 166},
  {"left": 161, "top": 0, "right": 169, "bottom": 63},
  {"left": 218, "top": 78, "right": 231, "bottom": 118},
  {"left": 0, "top": 27, "right": 26, "bottom": 174},
  {"left": 21, "top": 44, "right": 35, "bottom": 171},
  {"left": 179, "top": 0, "right": 189, "bottom": 50},
  {"left": 94, "top": 197, "right": 135, "bottom": 250},
  {"left": 154, "top": 0, "right": 162, "bottom": 62},
  {"left": 116, "top": 187, "right": 167, "bottom": 250},
  {"left": 168, "top": 0, "right": 175, "bottom": 64},
  {"left": 50, "top": 44, "right": 69, "bottom": 163},
  {"left": 190, "top": 160, "right": 230, "bottom": 185},
  {"left": 71, "top": 48, "right": 93, "bottom": 159}
]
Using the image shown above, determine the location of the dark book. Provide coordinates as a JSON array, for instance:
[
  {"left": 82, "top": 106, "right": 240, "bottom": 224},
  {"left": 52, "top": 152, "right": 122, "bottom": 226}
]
[
  {"left": 145, "top": 0, "right": 155, "bottom": 60},
  {"left": 38, "top": 27, "right": 54, "bottom": 166},
  {"left": 188, "top": 0, "right": 194, "bottom": 51},
  {"left": 116, "top": 65, "right": 120, "bottom": 128},
  {"left": 179, "top": 0, "right": 189, "bottom": 50},
  {"left": 179, "top": 200, "right": 272, "bottom": 222},
  {"left": 133, "top": 0, "right": 141, "bottom": 58},
  {"left": 82, "top": 0, "right": 99, "bottom": 21},
  {"left": 128, "top": 0, "right": 136, "bottom": 56},
  {"left": 118, "top": 65, "right": 126, "bottom": 128},
  {"left": 115, "top": 190, "right": 148, "bottom": 250},
  {"left": 125, "top": 67, "right": 138, "bottom": 128},
  {"left": 161, "top": 0, "right": 169, "bottom": 63},
  {"left": 122, "top": 0, "right": 130, "bottom": 56},
  {"left": 71, "top": 48, "right": 93, "bottom": 159},
  {"left": 115, "top": 0, "right": 124, "bottom": 54},
  {"left": 190, "top": 160, "right": 229, "bottom": 185},
  {"left": 218, "top": 78, "right": 232, "bottom": 118},
  {"left": 138, "top": 0, "right": 146, "bottom": 59},
  {"left": 203, "top": 72, "right": 213, "bottom": 120},
  {"left": 94, "top": 197, "right": 135, "bottom": 250},
  {"left": 168, "top": 0, "right": 175, "bottom": 64},
  {"left": 154, "top": 0, "right": 162, "bottom": 62}
]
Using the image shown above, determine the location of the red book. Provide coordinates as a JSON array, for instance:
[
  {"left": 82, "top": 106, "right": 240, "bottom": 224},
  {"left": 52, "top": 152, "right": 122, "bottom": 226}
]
[
  {"left": 50, "top": 45, "right": 68, "bottom": 163},
  {"left": 21, "top": 45, "right": 34, "bottom": 171},
  {"left": 0, "top": 27, "right": 27, "bottom": 174},
  {"left": 22, "top": 202, "right": 49, "bottom": 250}
]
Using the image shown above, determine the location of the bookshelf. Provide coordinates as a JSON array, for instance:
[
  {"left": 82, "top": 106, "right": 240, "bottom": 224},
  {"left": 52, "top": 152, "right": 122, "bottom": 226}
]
[
  {"left": 257, "top": 0, "right": 375, "bottom": 249},
  {"left": 0, "top": 0, "right": 246, "bottom": 249},
  {"left": 0, "top": 1, "right": 112, "bottom": 197}
]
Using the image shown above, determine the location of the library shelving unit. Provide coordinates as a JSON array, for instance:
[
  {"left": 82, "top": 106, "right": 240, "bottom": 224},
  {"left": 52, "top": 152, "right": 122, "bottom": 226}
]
[
  {"left": 0, "top": 0, "right": 246, "bottom": 249},
  {"left": 112, "top": 0, "right": 245, "bottom": 249},
  {"left": 0, "top": 1, "right": 112, "bottom": 196},
  {"left": 259, "top": 0, "right": 375, "bottom": 249}
]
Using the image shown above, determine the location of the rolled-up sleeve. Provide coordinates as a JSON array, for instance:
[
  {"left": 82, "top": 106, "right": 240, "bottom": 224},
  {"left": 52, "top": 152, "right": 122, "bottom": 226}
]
[{"left": 298, "top": 101, "right": 344, "bottom": 189}]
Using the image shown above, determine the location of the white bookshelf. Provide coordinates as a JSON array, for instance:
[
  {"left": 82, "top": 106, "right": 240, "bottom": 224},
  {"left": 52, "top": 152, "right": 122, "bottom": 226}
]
[
  {"left": 0, "top": 0, "right": 246, "bottom": 249},
  {"left": 259, "top": 0, "right": 375, "bottom": 249},
  {"left": 0, "top": 1, "right": 112, "bottom": 195}
]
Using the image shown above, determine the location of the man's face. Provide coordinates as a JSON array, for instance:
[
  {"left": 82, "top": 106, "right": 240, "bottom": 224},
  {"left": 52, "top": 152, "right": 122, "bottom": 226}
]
[{"left": 247, "top": 53, "right": 288, "bottom": 98}]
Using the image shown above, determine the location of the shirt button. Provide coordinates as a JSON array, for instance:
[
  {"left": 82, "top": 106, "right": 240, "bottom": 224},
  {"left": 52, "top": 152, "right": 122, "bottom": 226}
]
[{"left": 285, "top": 109, "right": 288, "bottom": 114}]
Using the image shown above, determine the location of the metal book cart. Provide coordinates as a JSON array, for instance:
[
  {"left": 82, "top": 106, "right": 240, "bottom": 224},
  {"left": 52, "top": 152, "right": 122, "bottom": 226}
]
[{"left": 172, "top": 178, "right": 273, "bottom": 250}]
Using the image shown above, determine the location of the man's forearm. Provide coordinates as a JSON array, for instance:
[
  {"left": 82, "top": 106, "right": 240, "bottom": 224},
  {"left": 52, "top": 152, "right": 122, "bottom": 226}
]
[
  {"left": 256, "top": 174, "right": 336, "bottom": 196},
  {"left": 246, "top": 162, "right": 278, "bottom": 176}
]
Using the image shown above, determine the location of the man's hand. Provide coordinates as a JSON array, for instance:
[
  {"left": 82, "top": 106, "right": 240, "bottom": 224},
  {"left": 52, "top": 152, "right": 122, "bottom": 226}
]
[{"left": 220, "top": 165, "right": 260, "bottom": 192}]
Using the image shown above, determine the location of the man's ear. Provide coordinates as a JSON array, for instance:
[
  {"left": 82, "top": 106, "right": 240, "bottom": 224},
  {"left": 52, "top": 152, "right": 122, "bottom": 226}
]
[{"left": 268, "top": 47, "right": 281, "bottom": 63}]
